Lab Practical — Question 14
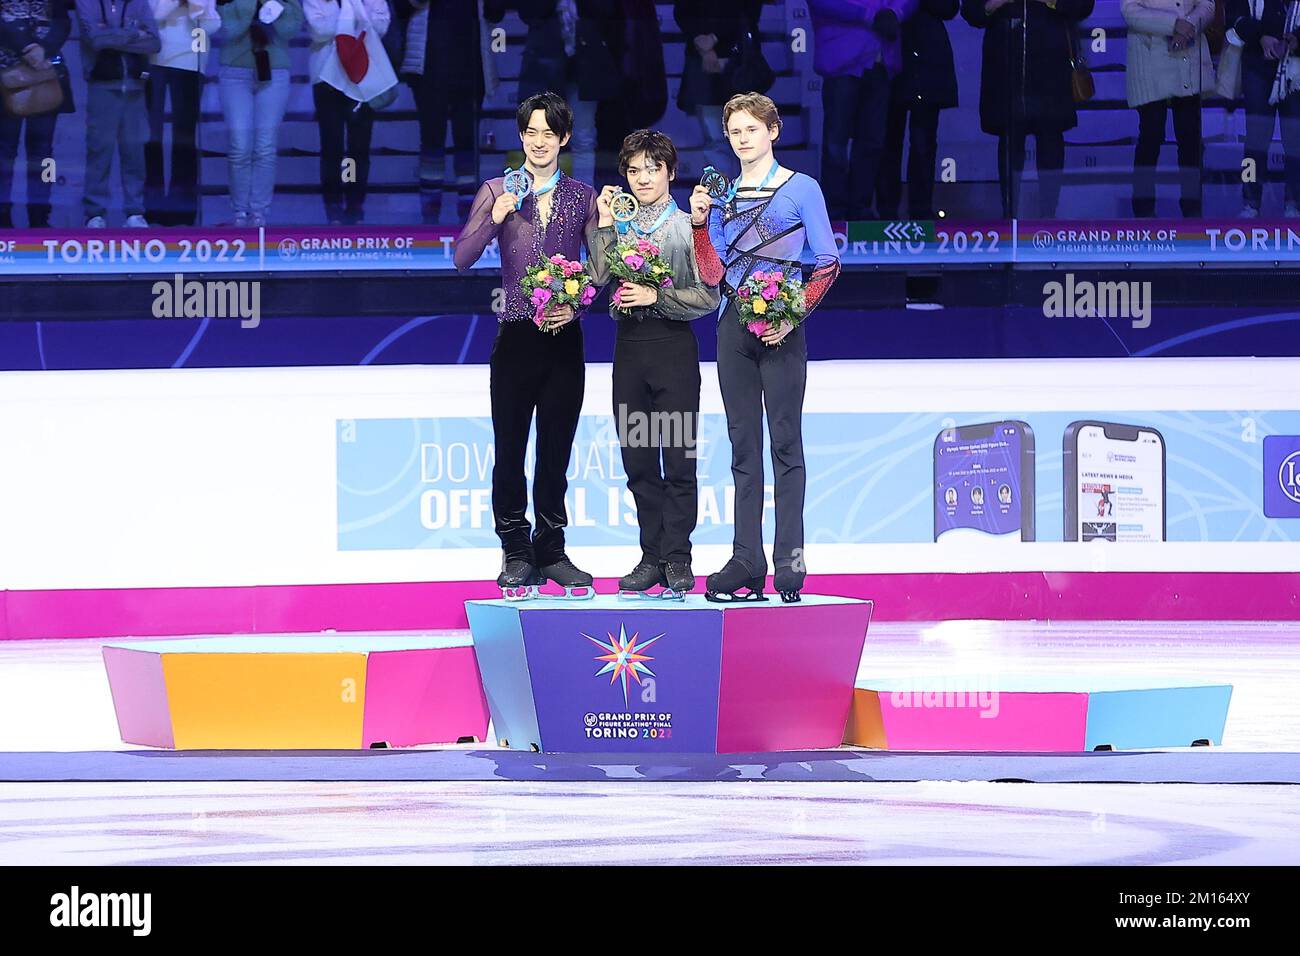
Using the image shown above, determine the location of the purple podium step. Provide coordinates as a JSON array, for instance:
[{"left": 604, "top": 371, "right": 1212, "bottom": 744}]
[{"left": 466, "top": 594, "right": 873, "bottom": 753}]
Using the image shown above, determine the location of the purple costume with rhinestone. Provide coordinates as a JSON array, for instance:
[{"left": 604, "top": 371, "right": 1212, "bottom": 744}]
[{"left": 455, "top": 172, "right": 600, "bottom": 322}]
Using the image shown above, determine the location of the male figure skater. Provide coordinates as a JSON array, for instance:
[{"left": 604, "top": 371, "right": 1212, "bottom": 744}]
[
  {"left": 588, "top": 129, "right": 720, "bottom": 598},
  {"left": 689, "top": 92, "right": 841, "bottom": 603},
  {"left": 455, "top": 91, "right": 600, "bottom": 598}
]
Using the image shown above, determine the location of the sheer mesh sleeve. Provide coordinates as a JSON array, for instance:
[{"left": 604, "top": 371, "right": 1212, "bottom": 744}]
[{"left": 454, "top": 180, "right": 504, "bottom": 272}]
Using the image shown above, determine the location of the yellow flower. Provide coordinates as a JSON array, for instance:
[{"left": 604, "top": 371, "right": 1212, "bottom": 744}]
[
  {"left": 564, "top": 278, "right": 580, "bottom": 296},
  {"left": 536, "top": 271, "right": 551, "bottom": 283},
  {"left": 652, "top": 265, "right": 663, "bottom": 274},
  {"left": 751, "top": 298, "right": 768, "bottom": 315}
]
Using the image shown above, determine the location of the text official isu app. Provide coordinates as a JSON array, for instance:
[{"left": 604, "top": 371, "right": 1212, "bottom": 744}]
[{"left": 1076, "top": 425, "right": 1164, "bottom": 542}]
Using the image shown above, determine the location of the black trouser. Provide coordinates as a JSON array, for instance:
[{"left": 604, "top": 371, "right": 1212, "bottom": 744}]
[
  {"left": 1242, "top": 62, "right": 1300, "bottom": 210},
  {"left": 716, "top": 305, "right": 807, "bottom": 583},
  {"left": 144, "top": 65, "right": 202, "bottom": 225},
  {"left": 821, "top": 62, "right": 891, "bottom": 220},
  {"left": 412, "top": 78, "right": 479, "bottom": 223},
  {"left": 313, "top": 83, "right": 374, "bottom": 224},
  {"left": 998, "top": 129, "right": 1065, "bottom": 218},
  {"left": 0, "top": 110, "right": 57, "bottom": 227},
  {"left": 1133, "top": 95, "right": 1202, "bottom": 218},
  {"left": 878, "top": 98, "right": 941, "bottom": 219},
  {"left": 489, "top": 319, "right": 585, "bottom": 565},
  {"left": 613, "top": 331, "right": 701, "bottom": 564}
]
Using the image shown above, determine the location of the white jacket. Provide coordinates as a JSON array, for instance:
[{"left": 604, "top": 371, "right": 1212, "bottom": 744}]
[
  {"left": 305, "top": 0, "right": 391, "bottom": 85},
  {"left": 1122, "top": 0, "right": 1218, "bottom": 106},
  {"left": 149, "top": 0, "right": 222, "bottom": 71}
]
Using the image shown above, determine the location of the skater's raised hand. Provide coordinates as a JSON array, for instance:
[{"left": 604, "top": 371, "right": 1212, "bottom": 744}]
[
  {"left": 690, "top": 185, "right": 712, "bottom": 225},
  {"left": 596, "top": 185, "right": 620, "bottom": 227},
  {"left": 491, "top": 189, "right": 521, "bottom": 225}
]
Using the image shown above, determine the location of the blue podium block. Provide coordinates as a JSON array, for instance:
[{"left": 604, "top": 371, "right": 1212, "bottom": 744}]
[{"left": 466, "top": 595, "right": 873, "bottom": 753}]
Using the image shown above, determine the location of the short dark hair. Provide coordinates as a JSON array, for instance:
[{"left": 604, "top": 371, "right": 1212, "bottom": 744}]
[
  {"left": 618, "top": 129, "right": 678, "bottom": 177},
  {"left": 516, "top": 92, "right": 574, "bottom": 139}
]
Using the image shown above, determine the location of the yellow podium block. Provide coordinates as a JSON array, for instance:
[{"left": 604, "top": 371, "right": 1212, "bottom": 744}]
[{"left": 163, "top": 652, "right": 367, "bottom": 750}]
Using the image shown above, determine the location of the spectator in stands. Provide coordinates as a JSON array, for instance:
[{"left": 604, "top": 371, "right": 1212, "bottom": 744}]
[
  {"left": 306, "top": 0, "right": 391, "bottom": 224},
  {"left": 76, "top": 0, "right": 161, "bottom": 227},
  {"left": 809, "top": 0, "right": 918, "bottom": 222},
  {"left": 215, "top": 0, "right": 304, "bottom": 227},
  {"left": 962, "top": 0, "right": 1094, "bottom": 218},
  {"left": 876, "top": 0, "right": 958, "bottom": 219},
  {"left": 145, "top": 0, "right": 220, "bottom": 226},
  {"left": 0, "top": 0, "right": 72, "bottom": 228},
  {"left": 484, "top": 1, "right": 601, "bottom": 188},
  {"left": 1123, "top": 0, "right": 1214, "bottom": 217},
  {"left": 674, "top": 0, "right": 765, "bottom": 178},
  {"left": 399, "top": 0, "right": 483, "bottom": 224},
  {"left": 1227, "top": 0, "right": 1300, "bottom": 217}
]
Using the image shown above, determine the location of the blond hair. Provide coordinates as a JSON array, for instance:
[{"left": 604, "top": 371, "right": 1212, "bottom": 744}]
[{"left": 722, "top": 92, "right": 782, "bottom": 142}]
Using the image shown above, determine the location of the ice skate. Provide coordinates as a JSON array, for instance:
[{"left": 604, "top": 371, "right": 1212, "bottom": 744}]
[
  {"left": 539, "top": 556, "right": 596, "bottom": 600},
  {"left": 497, "top": 558, "right": 543, "bottom": 601},
  {"left": 659, "top": 561, "right": 695, "bottom": 601},
  {"left": 704, "top": 557, "right": 767, "bottom": 603},
  {"left": 618, "top": 559, "right": 663, "bottom": 601},
  {"left": 774, "top": 566, "right": 804, "bottom": 604}
]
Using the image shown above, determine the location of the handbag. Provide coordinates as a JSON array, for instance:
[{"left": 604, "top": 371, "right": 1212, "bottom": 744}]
[
  {"left": 0, "top": 61, "right": 64, "bottom": 117},
  {"left": 1216, "top": 35, "right": 1244, "bottom": 100},
  {"left": 1066, "top": 24, "right": 1094, "bottom": 103},
  {"left": 724, "top": 27, "right": 774, "bottom": 95}
]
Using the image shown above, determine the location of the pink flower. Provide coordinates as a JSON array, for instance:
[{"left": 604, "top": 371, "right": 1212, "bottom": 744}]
[
  {"left": 770, "top": 270, "right": 784, "bottom": 282},
  {"left": 581, "top": 285, "right": 597, "bottom": 305},
  {"left": 661, "top": 277, "right": 673, "bottom": 288},
  {"left": 753, "top": 270, "right": 767, "bottom": 282},
  {"left": 738, "top": 287, "right": 752, "bottom": 297},
  {"left": 612, "top": 287, "right": 623, "bottom": 305},
  {"left": 623, "top": 253, "right": 645, "bottom": 270},
  {"left": 549, "top": 254, "right": 565, "bottom": 264},
  {"left": 762, "top": 284, "right": 779, "bottom": 301},
  {"left": 531, "top": 288, "right": 553, "bottom": 306},
  {"left": 747, "top": 321, "right": 768, "bottom": 336}
]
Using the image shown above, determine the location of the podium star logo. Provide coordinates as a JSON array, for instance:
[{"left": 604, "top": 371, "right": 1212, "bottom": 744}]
[{"left": 583, "top": 623, "right": 662, "bottom": 708}]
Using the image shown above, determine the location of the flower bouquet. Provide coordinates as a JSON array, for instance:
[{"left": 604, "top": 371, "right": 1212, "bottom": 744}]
[
  {"left": 735, "top": 268, "right": 806, "bottom": 344},
  {"left": 522, "top": 254, "right": 598, "bottom": 332},
  {"left": 606, "top": 237, "right": 674, "bottom": 314}
]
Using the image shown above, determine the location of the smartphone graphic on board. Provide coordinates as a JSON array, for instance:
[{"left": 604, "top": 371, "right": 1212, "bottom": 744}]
[
  {"left": 933, "top": 421, "right": 1036, "bottom": 542},
  {"left": 1063, "top": 421, "right": 1167, "bottom": 542}
]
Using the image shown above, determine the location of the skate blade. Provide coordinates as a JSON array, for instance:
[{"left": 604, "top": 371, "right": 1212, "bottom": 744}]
[
  {"left": 501, "top": 585, "right": 539, "bottom": 601},
  {"left": 658, "top": 588, "right": 688, "bottom": 601},
  {"left": 704, "top": 590, "right": 767, "bottom": 604},
  {"left": 618, "top": 589, "right": 655, "bottom": 601},
  {"left": 556, "top": 585, "right": 596, "bottom": 600}
]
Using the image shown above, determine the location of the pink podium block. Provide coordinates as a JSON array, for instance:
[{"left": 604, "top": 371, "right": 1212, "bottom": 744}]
[{"left": 362, "top": 646, "right": 490, "bottom": 748}]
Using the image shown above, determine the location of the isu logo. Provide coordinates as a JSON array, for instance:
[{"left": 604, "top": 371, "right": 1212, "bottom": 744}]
[
  {"left": 277, "top": 237, "right": 299, "bottom": 259},
  {"left": 1279, "top": 450, "right": 1300, "bottom": 505}
]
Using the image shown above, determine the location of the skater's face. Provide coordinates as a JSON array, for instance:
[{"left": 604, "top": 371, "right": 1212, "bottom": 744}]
[
  {"left": 623, "top": 151, "right": 674, "bottom": 206},
  {"left": 725, "top": 110, "right": 777, "bottom": 163},
  {"left": 520, "top": 110, "right": 571, "bottom": 169}
]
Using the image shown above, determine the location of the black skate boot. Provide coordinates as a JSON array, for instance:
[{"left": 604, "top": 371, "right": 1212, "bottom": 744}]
[
  {"left": 660, "top": 561, "right": 695, "bottom": 600},
  {"left": 497, "top": 558, "right": 542, "bottom": 601},
  {"left": 704, "top": 558, "right": 767, "bottom": 603},
  {"left": 539, "top": 556, "right": 596, "bottom": 600},
  {"left": 618, "top": 559, "right": 663, "bottom": 600},
  {"left": 774, "top": 566, "right": 804, "bottom": 604}
]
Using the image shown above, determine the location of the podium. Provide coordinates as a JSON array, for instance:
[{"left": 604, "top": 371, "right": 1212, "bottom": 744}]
[
  {"left": 102, "top": 634, "right": 491, "bottom": 749},
  {"left": 844, "top": 676, "right": 1233, "bottom": 752},
  {"left": 466, "top": 594, "right": 872, "bottom": 753}
]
